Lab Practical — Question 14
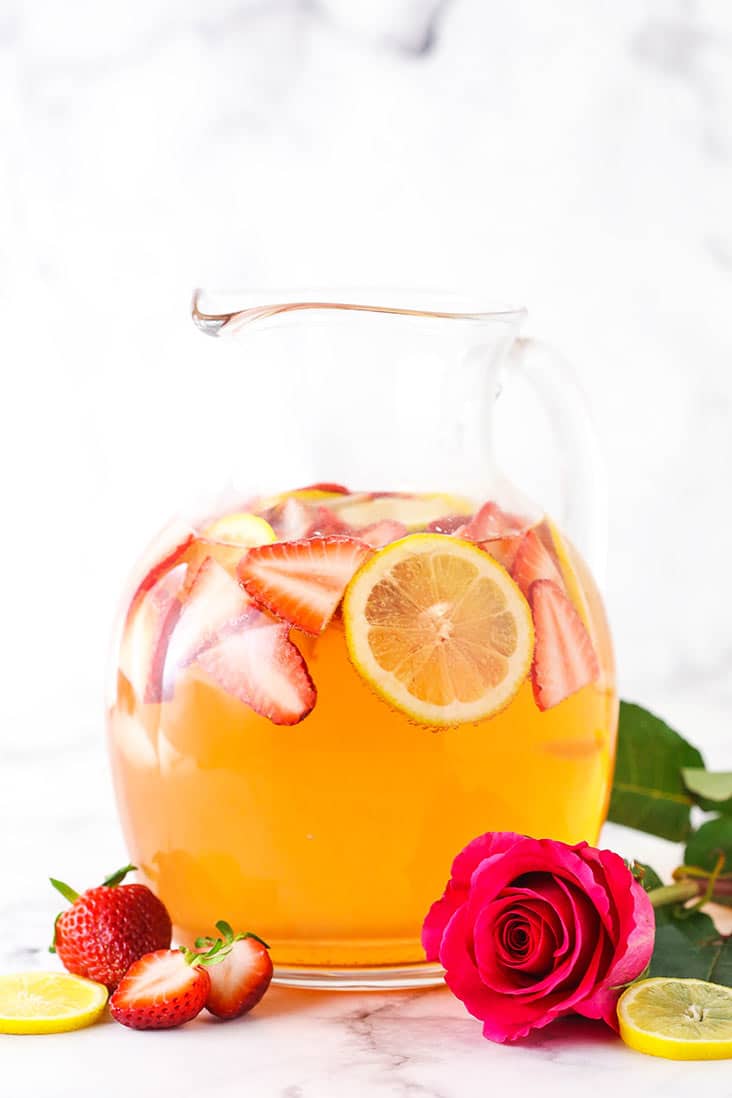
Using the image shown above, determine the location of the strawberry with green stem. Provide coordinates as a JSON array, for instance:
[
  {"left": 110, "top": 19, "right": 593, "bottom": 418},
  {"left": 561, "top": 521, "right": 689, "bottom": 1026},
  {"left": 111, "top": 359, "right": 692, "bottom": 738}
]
[{"left": 50, "top": 864, "right": 172, "bottom": 991}]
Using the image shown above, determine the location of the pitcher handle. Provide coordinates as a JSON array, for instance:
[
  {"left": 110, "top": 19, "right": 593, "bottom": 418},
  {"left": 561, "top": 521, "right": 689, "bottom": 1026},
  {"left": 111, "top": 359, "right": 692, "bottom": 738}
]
[{"left": 508, "top": 337, "right": 608, "bottom": 583}]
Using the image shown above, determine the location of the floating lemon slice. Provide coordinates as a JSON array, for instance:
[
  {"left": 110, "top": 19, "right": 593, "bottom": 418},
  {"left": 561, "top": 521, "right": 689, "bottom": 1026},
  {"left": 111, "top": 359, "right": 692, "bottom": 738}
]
[
  {"left": 543, "top": 518, "right": 592, "bottom": 630},
  {"left": 0, "top": 972, "right": 108, "bottom": 1035},
  {"left": 543, "top": 517, "right": 614, "bottom": 689},
  {"left": 257, "top": 487, "right": 346, "bottom": 511},
  {"left": 329, "top": 493, "right": 474, "bottom": 532},
  {"left": 343, "top": 534, "right": 533, "bottom": 727},
  {"left": 618, "top": 978, "right": 732, "bottom": 1060},
  {"left": 203, "top": 512, "right": 276, "bottom": 548}
]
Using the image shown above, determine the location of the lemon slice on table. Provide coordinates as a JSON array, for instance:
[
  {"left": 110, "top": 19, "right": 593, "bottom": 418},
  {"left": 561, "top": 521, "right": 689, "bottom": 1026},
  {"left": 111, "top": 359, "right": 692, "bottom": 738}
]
[
  {"left": 0, "top": 972, "right": 108, "bottom": 1035},
  {"left": 618, "top": 978, "right": 732, "bottom": 1060},
  {"left": 343, "top": 534, "right": 534, "bottom": 727},
  {"left": 202, "top": 512, "right": 276, "bottom": 548},
  {"left": 328, "top": 493, "right": 474, "bottom": 532}
]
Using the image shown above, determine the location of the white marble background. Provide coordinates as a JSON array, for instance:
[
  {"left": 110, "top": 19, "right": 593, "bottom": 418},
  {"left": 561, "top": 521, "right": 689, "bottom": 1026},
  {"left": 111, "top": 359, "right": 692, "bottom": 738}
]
[{"left": 2, "top": 2, "right": 732, "bottom": 1092}]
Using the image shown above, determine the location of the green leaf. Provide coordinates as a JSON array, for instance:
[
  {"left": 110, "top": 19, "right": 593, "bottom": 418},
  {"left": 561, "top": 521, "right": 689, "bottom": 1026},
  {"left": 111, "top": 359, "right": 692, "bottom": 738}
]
[
  {"left": 101, "top": 864, "right": 137, "bottom": 888},
  {"left": 650, "top": 905, "right": 732, "bottom": 984},
  {"left": 685, "top": 817, "right": 732, "bottom": 875},
  {"left": 49, "top": 878, "right": 80, "bottom": 904},
  {"left": 634, "top": 862, "right": 665, "bottom": 892},
  {"left": 607, "top": 702, "right": 704, "bottom": 840},
  {"left": 682, "top": 770, "right": 732, "bottom": 815},
  {"left": 215, "top": 920, "right": 234, "bottom": 943}
]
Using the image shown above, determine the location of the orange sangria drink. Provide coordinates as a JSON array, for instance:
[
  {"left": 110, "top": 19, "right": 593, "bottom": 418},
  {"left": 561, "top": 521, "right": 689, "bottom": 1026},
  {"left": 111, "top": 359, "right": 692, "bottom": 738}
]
[{"left": 108, "top": 485, "right": 617, "bottom": 984}]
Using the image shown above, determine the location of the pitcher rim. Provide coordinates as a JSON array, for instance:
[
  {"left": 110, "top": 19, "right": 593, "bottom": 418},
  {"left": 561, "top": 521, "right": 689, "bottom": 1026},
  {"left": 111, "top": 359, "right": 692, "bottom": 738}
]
[{"left": 192, "top": 288, "right": 527, "bottom": 334}]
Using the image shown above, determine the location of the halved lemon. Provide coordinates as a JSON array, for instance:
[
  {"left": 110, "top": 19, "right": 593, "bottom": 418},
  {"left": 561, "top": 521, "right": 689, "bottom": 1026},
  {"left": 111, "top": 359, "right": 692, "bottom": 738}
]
[
  {"left": 202, "top": 512, "right": 276, "bottom": 548},
  {"left": 0, "top": 972, "right": 108, "bottom": 1035},
  {"left": 618, "top": 978, "right": 732, "bottom": 1060},
  {"left": 343, "top": 534, "right": 534, "bottom": 727}
]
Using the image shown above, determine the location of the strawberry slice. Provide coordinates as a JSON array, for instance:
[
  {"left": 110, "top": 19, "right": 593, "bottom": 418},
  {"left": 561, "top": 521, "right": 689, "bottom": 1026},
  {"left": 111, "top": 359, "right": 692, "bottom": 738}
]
[
  {"left": 238, "top": 536, "right": 372, "bottom": 634},
  {"left": 426, "top": 514, "right": 470, "bottom": 534},
  {"left": 512, "top": 528, "right": 564, "bottom": 598},
  {"left": 119, "top": 563, "right": 187, "bottom": 704},
  {"left": 357, "top": 520, "right": 408, "bottom": 548},
  {"left": 529, "top": 579, "right": 599, "bottom": 711},
  {"left": 306, "top": 505, "right": 353, "bottom": 537},
  {"left": 459, "top": 501, "right": 529, "bottom": 542},
  {"left": 127, "top": 532, "right": 194, "bottom": 612},
  {"left": 194, "top": 608, "right": 316, "bottom": 725},
  {"left": 110, "top": 948, "right": 210, "bottom": 1030},
  {"left": 267, "top": 497, "right": 313, "bottom": 541},
  {"left": 296, "top": 481, "right": 350, "bottom": 494},
  {"left": 162, "top": 556, "right": 251, "bottom": 696},
  {"left": 204, "top": 926, "right": 273, "bottom": 1020}
]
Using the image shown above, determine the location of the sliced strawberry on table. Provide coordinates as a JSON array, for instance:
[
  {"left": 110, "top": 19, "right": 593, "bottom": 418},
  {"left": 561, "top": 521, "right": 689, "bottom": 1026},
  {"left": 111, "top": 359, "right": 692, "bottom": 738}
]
[
  {"left": 162, "top": 556, "right": 251, "bottom": 694},
  {"left": 110, "top": 948, "right": 210, "bottom": 1030},
  {"left": 512, "top": 528, "right": 565, "bottom": 598},
  {"left": 357, "top": 520, "right": 408, "bottom": 548},
  {"left": 194, "top": 607, "right": 316, "bottom": 725},
  {"left": 238, "top": 536, "right": 372, "bottom": 634},
  {"left": 528, "top": 578, "right": 599, "bottom": 711},
  {"left": 200, "top": 921, "right": 273, "bottom": 1021}
]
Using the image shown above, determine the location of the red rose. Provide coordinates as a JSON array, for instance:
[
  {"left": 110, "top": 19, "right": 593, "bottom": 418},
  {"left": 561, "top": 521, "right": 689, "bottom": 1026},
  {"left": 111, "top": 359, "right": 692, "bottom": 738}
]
[{"left": 423, "top": 832, "right": 654, "bottom": 1042}]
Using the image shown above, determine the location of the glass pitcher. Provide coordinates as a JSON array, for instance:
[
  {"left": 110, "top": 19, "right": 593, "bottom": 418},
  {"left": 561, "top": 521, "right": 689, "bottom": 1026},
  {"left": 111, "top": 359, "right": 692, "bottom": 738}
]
[{"left": 107, "top": 290, "right": 616, "bottom": 990}]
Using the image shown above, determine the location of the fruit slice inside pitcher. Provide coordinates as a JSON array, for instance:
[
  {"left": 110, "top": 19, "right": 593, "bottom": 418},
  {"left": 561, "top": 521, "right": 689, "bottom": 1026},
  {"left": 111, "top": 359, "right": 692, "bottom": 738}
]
[{"left": 343, "top": 533, "right": 534, "bottom": 727}]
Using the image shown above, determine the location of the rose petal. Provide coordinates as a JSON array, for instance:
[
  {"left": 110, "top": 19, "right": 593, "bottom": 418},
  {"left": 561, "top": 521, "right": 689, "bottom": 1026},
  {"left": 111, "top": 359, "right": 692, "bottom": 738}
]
[
  {"left": 572, "top": 848, "right": 655, "bottom": 1027},
  {"left": 472, "top": 886, "right": 566, "bottom": 991},
  {"left": 422, "top": 881, "right": 464, "bottom": 962},
  {"left": 466, "top": 838, "right": 615, "bottom": 939},
  {"left": 440, "top": 905, "right": 569, "bottom": 1042},
  {"left": 422, "top": 832, "right": 524, "bottom": 962}
]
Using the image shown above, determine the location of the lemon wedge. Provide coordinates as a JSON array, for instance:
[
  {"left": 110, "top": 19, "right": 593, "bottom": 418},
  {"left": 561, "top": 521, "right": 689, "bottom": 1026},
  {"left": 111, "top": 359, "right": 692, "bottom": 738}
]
[
  {"left": 618, "top": 978, "right": 732, "bottom": 1060},
  {"left": 343, "top": 534, "right": 533, "bottom": 727},
  {"left": 0, "top": 971, "right": 108, "bottom": 1035}
]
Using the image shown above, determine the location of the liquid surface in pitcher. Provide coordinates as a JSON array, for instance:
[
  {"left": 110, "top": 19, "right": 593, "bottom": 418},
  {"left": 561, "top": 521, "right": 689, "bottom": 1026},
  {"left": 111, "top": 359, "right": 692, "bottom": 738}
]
[{"left": 108, "top": 485, "right": 617, "bottom": 969}]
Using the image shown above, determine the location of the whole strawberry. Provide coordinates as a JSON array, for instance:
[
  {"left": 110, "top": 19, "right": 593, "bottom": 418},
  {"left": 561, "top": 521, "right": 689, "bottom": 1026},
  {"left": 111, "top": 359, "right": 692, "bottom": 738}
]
[{"left": 50, "top": 864, "right": 172, "bottom": 990}]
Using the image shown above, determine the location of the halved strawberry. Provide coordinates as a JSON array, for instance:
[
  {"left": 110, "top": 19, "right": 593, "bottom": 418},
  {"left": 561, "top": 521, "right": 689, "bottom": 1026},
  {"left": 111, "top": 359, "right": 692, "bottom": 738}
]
[
  {"left": 162, "top": 556, "right": 250, "bottom": 695},
  {"left": 512, "top": 528, "right": 564, "bottom": 598},
  {"left": 459, "top": 501, "right": 529, "bottom": 542},
  {"left": 110, "top": 948, "right": 210, "bottom": 1030},
  {"left": 194, "top": 608, "right": 316, "bottom": 724},
  {"left": 529, "top": 578, "right": 599, "bottom": 711},
  {"left": 201, "top": 922, "right": 273, "bottom": 1021},
  {"left": 357, "top": 520, "right": 408, "bottom": 548},
  {"left": 238, "top": 536, "right": 372, "bottom": 634}
]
